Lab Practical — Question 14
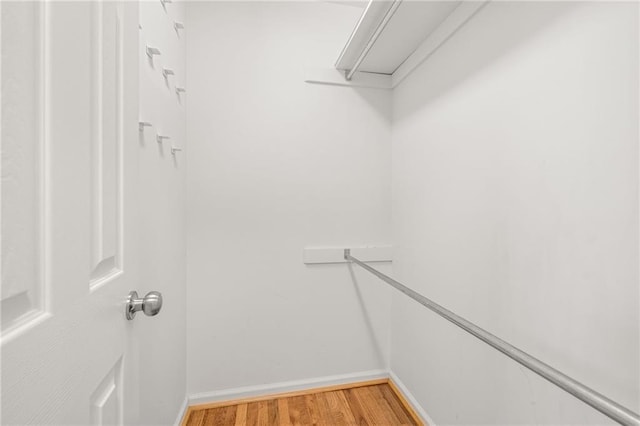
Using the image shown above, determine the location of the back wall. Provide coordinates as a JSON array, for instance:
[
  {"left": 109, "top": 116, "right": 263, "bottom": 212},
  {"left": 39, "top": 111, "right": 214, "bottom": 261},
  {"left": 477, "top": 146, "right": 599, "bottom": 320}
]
[{"left": 186, "top": 1, "right": 392, "bottom": 396}]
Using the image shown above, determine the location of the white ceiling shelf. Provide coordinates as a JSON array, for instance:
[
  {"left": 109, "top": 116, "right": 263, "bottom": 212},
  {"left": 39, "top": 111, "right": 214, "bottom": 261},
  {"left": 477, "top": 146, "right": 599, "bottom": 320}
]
[{"left": 312, "top": 0, "right": 488, "bottom": 89}]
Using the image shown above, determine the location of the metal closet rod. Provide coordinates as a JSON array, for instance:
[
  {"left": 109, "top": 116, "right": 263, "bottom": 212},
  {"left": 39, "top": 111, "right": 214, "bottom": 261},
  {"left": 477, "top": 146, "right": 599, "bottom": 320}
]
[
  {"left": 345, "top": 0, "right": 403, "bottom": 81},
  {"left": 344, "top": 249, "right": 640, "bottom": 426}
]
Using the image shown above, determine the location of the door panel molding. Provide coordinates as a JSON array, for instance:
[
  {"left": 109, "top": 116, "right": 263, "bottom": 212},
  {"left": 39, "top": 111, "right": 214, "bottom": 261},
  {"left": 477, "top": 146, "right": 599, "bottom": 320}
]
[
  {"left": 89, "top": 1, "right": 125, "bottom": 291},
  {"left": 90, "top": 356, "right": 124, "bottom": 426},
  {"left": 1, "top": 0, "right": 50, "bottom": 341}
]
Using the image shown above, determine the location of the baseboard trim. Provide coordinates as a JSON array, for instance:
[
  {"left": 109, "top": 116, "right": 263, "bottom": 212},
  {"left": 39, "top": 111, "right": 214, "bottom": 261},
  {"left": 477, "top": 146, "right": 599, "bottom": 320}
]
[
  {"left": 188, "top": 378, "right": 390, "bottom": 414},
  {"left": 187, "top": 369, "right": 388, "bottom": 408},
  {"left": 389, "top": 371, "right": 437, "bottom": 426},
  {"left": 173, "top": 396, "right": 189, "bottom": 426}
]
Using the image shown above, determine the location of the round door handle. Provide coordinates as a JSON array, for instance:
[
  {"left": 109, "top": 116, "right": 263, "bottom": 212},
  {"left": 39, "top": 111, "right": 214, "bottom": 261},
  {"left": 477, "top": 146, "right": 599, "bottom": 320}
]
[{"left": 126, "top": 291, "right": 163, "bottom": 320}]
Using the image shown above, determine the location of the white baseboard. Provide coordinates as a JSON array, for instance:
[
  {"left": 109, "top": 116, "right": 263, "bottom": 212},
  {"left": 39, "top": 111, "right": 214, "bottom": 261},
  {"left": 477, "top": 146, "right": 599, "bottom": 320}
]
[
  {"left": 173, "top": 395, "right": 189, "bottom": 426},
  {"left": 389, "top": 371, "right": 437, "bottom": 426},
  {"left": 188, "top": 369, "right": 388, "bottom": 406}
]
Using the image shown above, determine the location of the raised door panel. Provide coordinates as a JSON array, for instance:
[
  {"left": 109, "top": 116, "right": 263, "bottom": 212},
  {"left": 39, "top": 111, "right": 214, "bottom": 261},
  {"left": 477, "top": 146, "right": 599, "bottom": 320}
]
[
  {"left": 89, "top": 1, "right": 124, "bottom": 289},
  {"left": 0, "top": 1, "right": 47, "bottom": 337}
]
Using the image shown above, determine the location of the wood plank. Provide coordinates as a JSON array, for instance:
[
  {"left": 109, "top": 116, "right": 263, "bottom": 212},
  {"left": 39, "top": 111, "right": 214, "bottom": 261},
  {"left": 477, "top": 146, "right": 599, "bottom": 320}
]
[
  {"left": 303, "top": 394, "right": 321, "bottom": 425},
  {"left": 267, "top": 399, "right": 279, "bottom": 425},
  {"left": 257, "top": 400, "right": 270, "bottom": 426},
  {"left": 342, "top": 388, "right": 369, "bottom": 425},
  {"left": 186, "top": 379, "right": 388, "bottom": 411},
  {"left": 347, "top": 386, "right": 390, "bottom": 425},
  {"left": 316, "top": 390, "right": 358, "bottom": 426},
  {"left": 387, "top": 380, "right": 425, "bottom": 426},
  {"left": 277, "top": 398, "right": 291, "bottom": 426},
  {"left": 363, "top": 385, "right": 404, "bottom": 425},
  {"left": 185, "top": 409, "right": 205, "bottom": 426},
  {"left": 311, "top": 392, "right": 333, "bottom": 426},
  {"left": 378, "top": 383, "right": 416, "bottom": 425},
  {"left": 246, "top": 402, "right": 259, "bottom": 425},
  {"left": 200, "top": 408, "right": 216, "bottom": 426},
  {"left": 332, "top": 390, "right": 359, "bottom": 425},
  {"left": 214, "top": 406, "right": 237, "bottom": 426},
  {"left": 234, "top": 404, "right": 248, "bottom": 426},
  {"left": 287, "top": 395, "right": 311, "bottom": 426}
]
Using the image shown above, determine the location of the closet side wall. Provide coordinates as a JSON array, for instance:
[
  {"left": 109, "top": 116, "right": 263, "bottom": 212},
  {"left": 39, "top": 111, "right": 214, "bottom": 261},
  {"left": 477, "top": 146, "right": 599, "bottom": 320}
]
[
  {"left": 138, "top": 1, "right": 187, "bottom": 423},
  {"left": 391, "top": 2, "right": 639, "bottom": 424},
  {"left": 186, "top": 2, "right": 392, "bottom": 396}
]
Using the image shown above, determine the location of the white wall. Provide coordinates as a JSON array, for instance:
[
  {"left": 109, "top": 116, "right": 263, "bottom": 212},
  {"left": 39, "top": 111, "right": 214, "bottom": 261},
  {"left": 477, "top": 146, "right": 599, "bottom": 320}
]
[
  {"left": 391, "top": 2, "right": 639, "bottom": 424},
  {"left": 138, "top": 1, "right": 187, "bottom": 424},
  {"left": 186, "top": 2, "right": 392, "bottom": 396}
]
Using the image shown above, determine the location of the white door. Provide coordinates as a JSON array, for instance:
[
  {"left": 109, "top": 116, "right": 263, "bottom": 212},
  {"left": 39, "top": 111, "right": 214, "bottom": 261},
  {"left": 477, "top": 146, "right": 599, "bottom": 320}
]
[{"left": 1, "top": 1, "right": 144, "bottom": 424}]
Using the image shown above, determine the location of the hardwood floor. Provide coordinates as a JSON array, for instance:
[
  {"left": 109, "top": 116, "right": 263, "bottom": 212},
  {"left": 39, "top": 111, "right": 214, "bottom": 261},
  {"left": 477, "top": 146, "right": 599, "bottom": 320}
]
[{"left": 182, "top": 380, "right": 423, "bottom": 426}]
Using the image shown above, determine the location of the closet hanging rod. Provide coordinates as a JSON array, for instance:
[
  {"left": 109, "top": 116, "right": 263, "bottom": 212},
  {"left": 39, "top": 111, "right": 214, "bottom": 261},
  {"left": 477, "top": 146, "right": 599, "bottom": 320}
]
[
  {"left": 344, "top": 249, "right": 640, "bottom": 426},
  {"left": 345, "top": 0, "right": 403, "bottom": 81}
]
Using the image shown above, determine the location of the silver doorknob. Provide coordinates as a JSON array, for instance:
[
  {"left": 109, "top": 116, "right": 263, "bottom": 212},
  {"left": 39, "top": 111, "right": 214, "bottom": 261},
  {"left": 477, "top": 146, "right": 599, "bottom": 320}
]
[{"left": 126, "top": 291, "right": 163, "bottom": 320}]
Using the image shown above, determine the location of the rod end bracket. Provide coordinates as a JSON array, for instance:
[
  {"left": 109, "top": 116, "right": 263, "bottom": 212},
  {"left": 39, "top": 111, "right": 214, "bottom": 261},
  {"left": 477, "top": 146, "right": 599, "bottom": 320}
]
[{"left": 344, "top": 248, "right": 351, "bottom": 261}]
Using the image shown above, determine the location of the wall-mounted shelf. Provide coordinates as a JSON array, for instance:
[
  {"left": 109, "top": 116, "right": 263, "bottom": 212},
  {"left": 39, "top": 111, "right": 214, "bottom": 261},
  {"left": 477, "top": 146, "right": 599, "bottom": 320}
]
[{"left": 310, "top": 0, "right": 488, "bottom": 90}]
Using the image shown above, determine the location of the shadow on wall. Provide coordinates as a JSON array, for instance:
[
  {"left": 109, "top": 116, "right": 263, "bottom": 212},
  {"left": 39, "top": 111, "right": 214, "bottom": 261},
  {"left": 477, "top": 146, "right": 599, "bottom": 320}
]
[
  {"left": 347, "top": 263, "right": 387, "bottom": 367},
  {"left": 394, "top": 2, "right": 580, "bottom": 122}
]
